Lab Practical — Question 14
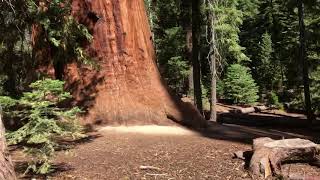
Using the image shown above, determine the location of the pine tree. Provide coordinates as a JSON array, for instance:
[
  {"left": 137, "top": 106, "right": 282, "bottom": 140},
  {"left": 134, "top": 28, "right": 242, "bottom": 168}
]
[
  {"left": 223, "top": 64, "right": 259, "bottom": 105},
  {"left": 210, "top": 0, "right": 249, "bottom": 64},
  {"left": 256, "top": 32, "right": 281, "bottom": 93},
  {"left": 1, "top": 79, "right": 84, "bottom": 174},
  {"left": 206, "top": 0, "right": 253, "bottom": 120}
]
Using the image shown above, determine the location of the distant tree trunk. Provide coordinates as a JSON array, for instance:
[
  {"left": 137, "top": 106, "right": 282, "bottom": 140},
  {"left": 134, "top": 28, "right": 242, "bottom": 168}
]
[
  {"left": 145, "top": 0, "right": 156, "bottom": 41},
  {"left": 298, "top": 0, "right": 313, "bottom": 123},
  {"left": 0, "top": 109, "right": 16, "bottom": 180},
  {"left": 68, "top": 0, "right": 206, "bottom": 127},
  {"left": 181, "top": 0, "right": 193, "bottom": 94},
  {"left": 31, "top": 24, "right": 55, "bottom": 79},
  {"left": 192, "top": 0, "right": 203, "bottom": 114},
  {"left": 209, "top": 21, "right": 217, "bottom": 122}
]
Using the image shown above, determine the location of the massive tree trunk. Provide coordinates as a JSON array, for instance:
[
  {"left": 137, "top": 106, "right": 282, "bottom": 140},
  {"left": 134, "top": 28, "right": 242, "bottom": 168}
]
[
  {"left": 68, "top": 0, "right": 205, "bottom": 126},
  {"left": 0, "top": 111, "right": 17, "bottom": 180}
]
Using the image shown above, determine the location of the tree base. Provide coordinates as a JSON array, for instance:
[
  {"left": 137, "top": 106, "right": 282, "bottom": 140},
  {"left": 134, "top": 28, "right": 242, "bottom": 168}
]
[
  {"left": 0, "top": 115, "right": 16, "bottom": 180},
  {"left": 68, "top": 0, "right": 207, "bottom": 128}
]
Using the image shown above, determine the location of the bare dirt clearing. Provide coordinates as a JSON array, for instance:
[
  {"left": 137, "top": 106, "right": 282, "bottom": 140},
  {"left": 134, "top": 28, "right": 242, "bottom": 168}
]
[
  {"left": 11, "top": 124, "right": 319, "bottom": 180},
  {"left": 98, "top": 125, "right": 199, "bottom": 136},
  {"left": 12, "top": 106, "right": 320, "bottom": 180},
  {"left": 51, "top": 126, "right": 250, "bottom": 180}
]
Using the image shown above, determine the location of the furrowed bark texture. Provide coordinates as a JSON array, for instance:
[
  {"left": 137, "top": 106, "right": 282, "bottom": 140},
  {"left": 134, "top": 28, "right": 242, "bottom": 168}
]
[
  {"left": 0, "top": 112, "right": 16, "bottom": 180},
  {"left": 69, "top": 0, "right": 205, "bottom": 126}
]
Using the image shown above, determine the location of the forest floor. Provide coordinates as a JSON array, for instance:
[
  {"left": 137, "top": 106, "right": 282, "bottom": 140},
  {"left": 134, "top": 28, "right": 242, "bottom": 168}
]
[{"left": 12, "top": 105, "right": 320, "bottom": 180}]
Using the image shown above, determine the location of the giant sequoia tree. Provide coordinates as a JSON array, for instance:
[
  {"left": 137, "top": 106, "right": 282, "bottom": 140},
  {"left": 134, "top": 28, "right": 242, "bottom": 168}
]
[{"left": 67, "top": 0, "right": 204, "bottom": 126}]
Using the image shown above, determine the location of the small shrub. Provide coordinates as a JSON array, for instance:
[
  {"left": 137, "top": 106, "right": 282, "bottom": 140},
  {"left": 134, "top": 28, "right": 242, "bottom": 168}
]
[
  {"left": 223, "top": 64, "right": 259, "bottom": 105},
  {"left": 0, "top": 79, "right": 84, "bottom": 174},
  {"left": 267, "top": 91, "right": 284, "bottom": 109},
  {"left": 202, "top": 84, "right": 210, "bottom": 110},
  {"left": 216, "top": 80, "right": 225, "bottom": 99},
  {"left": 311, "top": 67, "right": 320, "bottom": 115},
  {"left": 0, "top": 75, "right": 8, "bottom": 95},
  {"left": 289, "top": 67, "right": 320, "bottom": 115}
]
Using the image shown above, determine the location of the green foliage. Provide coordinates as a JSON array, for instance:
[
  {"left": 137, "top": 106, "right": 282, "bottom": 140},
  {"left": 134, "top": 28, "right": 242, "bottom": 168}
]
[
  {"left": 166, "top": 56, "right": 190, "bottom": 94},
  {"left": 0, "top": 75, "right": 8, "bottom": 95},
  {"left": 153, "top": 0, "right": 191, "bottom": 96},
  {"left": 208, "top": 0, "right": 250, "bottom": 63},
  {"left": 216, "top": 80, "right": 225, "bottom": 99},
  {"left": 267, "top": 91, "right": 284, "bottom": 109},
  {"left": 259, "top": 32, "right": 273, "bottom": 67},
  {"left": 223, "top": 64, "right": 259, "bottom": 104},
  {"left": 27, "top": 0, "right": 93, "bottom": 66},
  {"left": 1, "top": 79, "right": 84, "bottom": 174},
  {"left": 156, "top": 27, "right": 189, "bottom": 95},
  {"left": 255, "top": 32, "right": 281, "bottom": 92},
  {"left": 310, "top": 67, "right": 320, "bottom": 114},
  {"left": 240, "top": 0, "right": 296, "bottom": 90},
  {"left": 0, "top": 0, "right": 93, "bottom": 95},
  {"left": 237, "top": 0, "right": 260, "bottom": 18},
  {"left": 201, "top": 84, "right": 210, "bottom": 110},
  {"left": 0, "top": 1, "right": 33, "bottom": 95},
  {"left": 0, "top": 96, "right": 17, "bottom": 109}
]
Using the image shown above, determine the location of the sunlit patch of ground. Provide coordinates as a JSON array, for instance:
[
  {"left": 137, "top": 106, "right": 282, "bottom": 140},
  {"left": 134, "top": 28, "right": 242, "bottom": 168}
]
[{"left": 98, "top": 125, "right": 199, "bottom": 136}]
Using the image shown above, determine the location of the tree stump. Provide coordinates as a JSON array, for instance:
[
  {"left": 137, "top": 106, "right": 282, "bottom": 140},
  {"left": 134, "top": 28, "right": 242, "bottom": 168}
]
[
  {"left": 249, "top": 137, "right": 320, "bottom": 179},
  {"left": 0, "top": 108, "right": 16, "bottom": 180}
]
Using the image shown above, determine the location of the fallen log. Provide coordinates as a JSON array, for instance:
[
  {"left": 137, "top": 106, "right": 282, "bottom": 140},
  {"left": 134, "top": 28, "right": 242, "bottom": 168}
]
[
  {"left": 229, "top": 106, "right": 268, "bottom": 114},
  {"left": 249, "top": 137, "right": 320, "bottom": 179},
  {"left": 229, "top": 107, "right": 255, "bottom": 114},
  {"left": 139, "top": 165, "right": 161, "bottom": 171},
  {"left": 254, "top": 106, "right": 268, "bottom": 112}
]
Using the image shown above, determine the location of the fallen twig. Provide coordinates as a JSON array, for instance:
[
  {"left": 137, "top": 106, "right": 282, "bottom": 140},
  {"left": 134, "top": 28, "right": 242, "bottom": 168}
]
[
  {"left": 139, "top": 165, "right": 161, "bottom": 171},
  {"left": 145, "top": 173, "right": 167, "bottom": 176}
]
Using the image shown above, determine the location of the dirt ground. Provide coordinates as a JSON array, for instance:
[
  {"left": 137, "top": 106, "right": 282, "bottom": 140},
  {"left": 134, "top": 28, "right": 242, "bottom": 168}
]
[
  {"left": 12, "top": 124, "right": 320, "bottom": 180},
  {"left": 11, "top": 105, "right": 320, "bottom": 180},
  {"left": 51, "top": 126, "right": 251, "bottom": 180}
]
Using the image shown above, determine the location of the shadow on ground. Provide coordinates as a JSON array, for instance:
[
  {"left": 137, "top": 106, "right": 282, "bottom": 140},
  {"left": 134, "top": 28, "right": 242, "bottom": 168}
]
[
  {"left": 11, "top": 134, "right": 102, "bottom": 179},
  {"left": 14, "top": 161, "right": 73, "bottom": 179},
  {"left": 200, "top": 111, "right": 320, "bottom": 145}
]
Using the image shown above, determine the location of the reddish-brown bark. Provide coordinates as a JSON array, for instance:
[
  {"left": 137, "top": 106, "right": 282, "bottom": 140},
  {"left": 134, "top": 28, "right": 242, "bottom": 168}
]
[
  {"left": 0, "top": 114, "right": 16, "bottom": 180},
  {"left": 31, "top": 24, "right": 55, "bottom": 79},
  {"left": 67, "top": 0, "right": 205, "bottom": 126}
]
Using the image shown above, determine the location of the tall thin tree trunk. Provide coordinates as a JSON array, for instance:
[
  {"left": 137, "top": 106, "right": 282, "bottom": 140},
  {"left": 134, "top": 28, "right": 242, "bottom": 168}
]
[
  {"left": 67, "top": 0, "right": 206, "bottom": 127},
  {"left": 209, "top": 19, "right": 217, "bottom": 122},
  {"left": 192, "top": 0, "right": 203, "bottom": 114},
  {"left": 145, "top": 0, "right": 156, "bottom": 42},
  {"left": 181, "top": 0, "right": 193, "bottom": 94},
  {"left": 298, "top": 0, "right": 313, "bottom": 123},
  {"left": 0, "top": 109, "right": 17, "bottom": 180}
]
